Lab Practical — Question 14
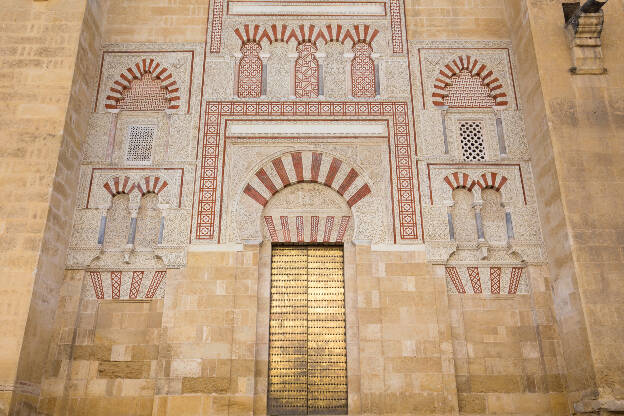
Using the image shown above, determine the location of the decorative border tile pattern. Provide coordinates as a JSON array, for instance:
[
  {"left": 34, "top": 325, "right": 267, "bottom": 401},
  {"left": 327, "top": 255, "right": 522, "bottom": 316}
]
[
  {"left": 196, "top": 101, "right": 419, "bottom": 241},
  {"left": 323, "top": 216, "right": 335, "bottom": 242},
  {"left": 310, "top": 216, "right": 319, "bottom": 242},
  {"left": 129, "top": 271, "right": 144, "bottom": 299},
  {"left": 445, "top": 265, "right": 527, "bottom": 295},
  {"left": 88, "top": 270, "right": 167, "bottom": 299},
  {"left": 111, "top": 271, "right": 122, "bottom": 299},
  {"left": 264, "top": 216, "right": 279, "bottom": 242},
  {"left": 508, "top": 267, "right": 523, "bottom": 294},
  {"left": 210, "top": 0, "right": 224, "bottom": 53},
  {"left": 490, "top": 267, "right": 501, "bottom": 294},
  {"left": 89, "top": 272, "right": 104, "bottom": 299},
  {"left": 145, "top": 271, "right": 167, "bottom": 299},
  {"left": 445, "top": 266, "right": 465, "bottom": 294},
  {"left": 389, "top": 0, "right": 403, "bottom": 53},
  {"left": 280, "top": 216, "right": 291, "bottom": 242},
  {"left": 238, "top": 42, "right": 263, "bottom": 98},
  {"left": 336, "top": 216, "right": 350, "bottom": 242},
  {"left": 351, "top": 43, "right": 376, "bottom": 98},
  {"left": 467, "top": 266, "right": 481, "bottom": 293},
  {"left": 296, "top": 216, "right": 304, "bottom": 242}
]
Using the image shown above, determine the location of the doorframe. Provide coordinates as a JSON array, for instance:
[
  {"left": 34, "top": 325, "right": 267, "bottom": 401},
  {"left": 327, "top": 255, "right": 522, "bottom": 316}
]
[{"left": 253, "top": 241, "right": 362, "bottom": 415}]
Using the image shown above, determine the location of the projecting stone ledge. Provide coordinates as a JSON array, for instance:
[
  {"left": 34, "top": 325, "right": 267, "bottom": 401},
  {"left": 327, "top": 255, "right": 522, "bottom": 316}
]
[{"left": 565, "top": 0, "right": 608, "bottom": 74}]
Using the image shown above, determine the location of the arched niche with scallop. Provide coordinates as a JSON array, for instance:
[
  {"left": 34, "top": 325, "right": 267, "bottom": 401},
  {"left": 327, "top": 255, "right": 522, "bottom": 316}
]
[{"left": 262, "top": 182, "right": 354, "bottom": 243}]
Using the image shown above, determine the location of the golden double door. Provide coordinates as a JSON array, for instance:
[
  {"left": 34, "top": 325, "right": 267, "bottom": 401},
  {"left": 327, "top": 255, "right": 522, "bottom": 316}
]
[{"left": 268, "top": 246, "right": 347, "bottom": 415}]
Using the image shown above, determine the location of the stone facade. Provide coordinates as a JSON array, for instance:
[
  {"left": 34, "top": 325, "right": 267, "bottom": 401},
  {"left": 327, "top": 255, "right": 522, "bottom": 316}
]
[{"left": 2, "top": 0, "right": 624, "bottom": 415}]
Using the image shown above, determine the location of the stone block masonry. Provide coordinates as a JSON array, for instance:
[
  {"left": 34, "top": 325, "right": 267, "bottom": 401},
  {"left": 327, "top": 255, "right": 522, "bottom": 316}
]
[
  {"left": 2, "top": 0, "right": 624, "bottom": 415},
  {"left": 0, "top": 0, "right": 104, "bottom": 413}
]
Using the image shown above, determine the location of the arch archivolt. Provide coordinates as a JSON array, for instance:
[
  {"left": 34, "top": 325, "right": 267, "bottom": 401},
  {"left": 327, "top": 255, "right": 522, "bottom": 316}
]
[
  {"left": 432, "top": 54, "right": 508, "bottom": 108},
  {"left": 442, "top": 170, "right": 510, "bottom": 205},
  {"left": 99, "top": 174, "right": 173, "bottom": 209},
  {"left": 105, "top": 59, "right": 181, "bottom": 111},
  {"left": 228, "top": 148, "right": 391, "bottom": 243}
]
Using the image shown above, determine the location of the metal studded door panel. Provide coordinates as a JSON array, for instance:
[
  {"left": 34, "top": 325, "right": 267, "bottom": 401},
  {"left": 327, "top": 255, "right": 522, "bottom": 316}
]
[
  {"left": 269, "top": 247, "right": 309, "bottom": 415},
  {"left": 268, "top": 246, "right": 347, "bottom": 415}
]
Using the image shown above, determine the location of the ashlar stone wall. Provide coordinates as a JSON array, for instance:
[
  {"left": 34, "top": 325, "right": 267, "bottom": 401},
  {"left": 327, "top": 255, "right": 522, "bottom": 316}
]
[{"left": 5, "top": 0, "right": 624, "bottom": 415}]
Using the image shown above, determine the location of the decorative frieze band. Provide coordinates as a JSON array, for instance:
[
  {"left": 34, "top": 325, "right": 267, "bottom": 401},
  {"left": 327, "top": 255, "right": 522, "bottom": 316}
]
[
  {"left": 88, "top": 270, "right": 167, "bottom": 299},
  {"left": 445, "top": 265, "right": 526, "bottom": 294},
  {"left": 264, "top": 215, "right": 351, "bottom": 243}
]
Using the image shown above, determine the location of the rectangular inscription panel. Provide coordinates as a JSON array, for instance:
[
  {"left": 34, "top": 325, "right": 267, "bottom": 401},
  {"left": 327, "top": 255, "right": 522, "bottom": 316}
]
[
  {"left": 228, "top": 1, "right": 387, "bottom": 17},
  {"left": 268, "top": 246, "right": 347, "bottom": 415}
]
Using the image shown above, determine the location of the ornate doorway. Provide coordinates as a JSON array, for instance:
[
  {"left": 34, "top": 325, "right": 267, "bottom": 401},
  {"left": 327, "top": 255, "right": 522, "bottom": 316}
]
[{"left": 268, "top": 245, "right": 347, "bottom": 415}]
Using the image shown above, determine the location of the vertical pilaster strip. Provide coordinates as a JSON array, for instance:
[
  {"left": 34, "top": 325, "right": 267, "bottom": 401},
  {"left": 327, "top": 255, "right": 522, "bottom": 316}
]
[
  {"left": 490, "top": 267, "right": 501, "bottom": 294},
  {"left": 447, "top": 212, "right": 455, "bottom": 240},
  {"left": 441, "top": 107, "right": 449, "bottom": 154},
  {"left": 496, "top": 114, "right": 507, "bottom": 155},
  {"left": 265, "top": 216, "right": 279, "bottom": 242},
  {"left": 389, "top": 0, "right": 404, "bottom": 53},
  {"left": 475, "top": 211, "right": 484, "bottom": 240},
  {"left": 505, "top": 211, "right": 514, "bottom": 240},
  {"left": 97, "top": 215, "right": 107, "bottom": 244}
]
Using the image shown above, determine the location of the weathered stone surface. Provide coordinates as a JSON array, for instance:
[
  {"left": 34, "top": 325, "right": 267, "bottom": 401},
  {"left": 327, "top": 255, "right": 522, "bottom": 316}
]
[
  {"left": 3, "top": 0, "right": 624, "bottom": 415},
  {"left": 181, "top": 377, "right": 229, "bottom": 394},
  {"left": 97, "top": 361, "right": 151, "bottom": 379}
]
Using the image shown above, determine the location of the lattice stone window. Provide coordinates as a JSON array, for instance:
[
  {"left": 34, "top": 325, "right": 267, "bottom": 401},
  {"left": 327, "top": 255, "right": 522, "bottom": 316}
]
[
  {"left": 126, "top": 125, "right": 155, "bottom": 164},
  {"left": 459, "top": 121, "right": 486, "bottom": 161}
]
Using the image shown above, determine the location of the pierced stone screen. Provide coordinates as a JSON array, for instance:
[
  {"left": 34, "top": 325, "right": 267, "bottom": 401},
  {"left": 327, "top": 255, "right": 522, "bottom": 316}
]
[
  {"left": 268, "top": 246, "right": 347, "bottom": 415},
  {"left": 126, "top": 125, "right": 155, "bottom": 164},
  {"left": 459, "top": 121, "right": 486, "bottom": 161}
]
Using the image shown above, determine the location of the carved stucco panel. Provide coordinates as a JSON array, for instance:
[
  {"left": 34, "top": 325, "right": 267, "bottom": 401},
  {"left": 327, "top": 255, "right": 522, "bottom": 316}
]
[{"left": 222, "top": 143, "right": 393, "bottom": 244}]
